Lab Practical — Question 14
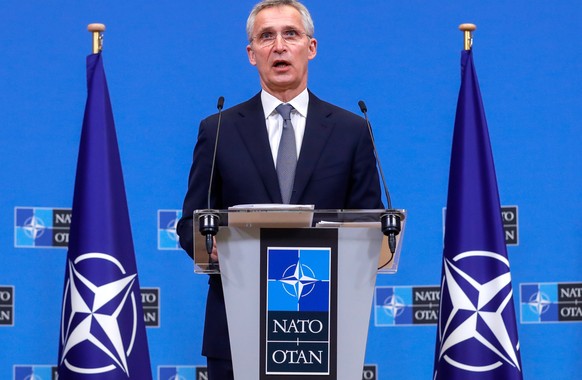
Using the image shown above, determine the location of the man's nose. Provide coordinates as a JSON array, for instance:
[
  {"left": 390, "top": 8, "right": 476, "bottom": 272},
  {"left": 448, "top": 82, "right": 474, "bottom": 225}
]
[{"left": 273, "top": 33, "right": 286, "bottom": 51}]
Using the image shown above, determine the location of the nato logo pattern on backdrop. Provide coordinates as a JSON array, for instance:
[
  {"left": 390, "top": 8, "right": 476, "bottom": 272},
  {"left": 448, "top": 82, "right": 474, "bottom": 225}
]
[
  {"left": 14, "top": 207, "right": 72, "bottom": 248},
  {"left": 0, "top": 286, "right": 14, "bottom": 326},
  {"left": 374, "top": 286, "right": 440, "bottom": 326},
  {"left": 158, "top": 210, "right": 181, "bottom": 250},
  {"left": 266, "top": 247, "right": 331, "bottom": 375},
  {"left": 362, "top": 364, "right": 378, "bottom": 380},
  {"left": 520, "top": 282, "right": 582, "bottom": 323},
  {"left": 501, "top": 206, "right": 519, "bottom": 245},
  {"left": 158, "top": 365, "right": 205, "bottom": 380},
  {"left": 141, "top": 288, "right": 160, "bottom": 327},
  {"left": 13, "top": 365, "right": 56, "bottom": 380}
]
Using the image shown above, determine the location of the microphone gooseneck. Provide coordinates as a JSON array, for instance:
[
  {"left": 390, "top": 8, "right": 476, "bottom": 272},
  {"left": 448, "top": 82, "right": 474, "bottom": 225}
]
[
  {"left": 358, "top": 101, "right": 391, "bottom": 208},
  {"left": 358, "top": 100, "right": 402, "bottom": 254},
  {"left": 199, "top": 96, "right": 225, "bottom": 254},
  {"left": 207, "top": 96, "right": 224, "bottom": 210}
]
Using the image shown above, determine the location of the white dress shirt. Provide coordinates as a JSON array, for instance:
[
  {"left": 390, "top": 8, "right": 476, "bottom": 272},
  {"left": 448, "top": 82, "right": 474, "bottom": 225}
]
[{"left": 261, "top": 89, "right": 309, "bottom": 166}]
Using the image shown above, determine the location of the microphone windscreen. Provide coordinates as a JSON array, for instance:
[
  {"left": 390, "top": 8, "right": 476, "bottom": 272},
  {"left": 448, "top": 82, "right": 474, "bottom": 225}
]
[{"left": 358, "top": 100, "right": 367, "bottom": 113}]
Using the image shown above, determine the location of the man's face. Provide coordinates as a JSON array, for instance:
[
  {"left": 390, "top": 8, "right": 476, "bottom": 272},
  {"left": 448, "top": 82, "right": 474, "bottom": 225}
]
[{"left": 247, "top": 5, "right": 317, "bottom": 100}]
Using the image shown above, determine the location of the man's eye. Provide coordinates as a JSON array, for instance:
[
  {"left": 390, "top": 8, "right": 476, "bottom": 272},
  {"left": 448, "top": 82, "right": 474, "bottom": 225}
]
[
  {"left": 259, "top": 32, "right": 274, "bottom": 40},
  {"left": 283, "top": 30, "right": 299, "bottom": 38}
]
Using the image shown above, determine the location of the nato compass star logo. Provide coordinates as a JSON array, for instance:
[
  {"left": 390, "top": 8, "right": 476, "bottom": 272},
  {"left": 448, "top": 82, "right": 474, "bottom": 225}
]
[
  {"left": 279, "top": 259, "right": 319, "bottom": 301},
  {"left": 382, "top": 294, "right": 406, "bottom": 318},
  {"left": 165, "top": 219, "right": 179, "bottom": 241},
  {"left": 527, "top": 291, "right": 551, "bottom": 316},
  {"left": 158, "top": 365, "right": 199, "bottom": 380},
  {"left": 436, "top": 250, "right": 521, "bottom": 374},
  {"left": 158, "top": 210, "right": 182, "bottom": 250},
  {"left": 23, "top": 375, "right": 43, "bottom": 380},
  {"left": 23, "top": 216, "right": 46, "bottom": 239},
  {"left": 60, "top": 252, "right": 139, "bottom": 376},
  {"left": 167, "top": 375, "right": 187, "bottom": 380}
]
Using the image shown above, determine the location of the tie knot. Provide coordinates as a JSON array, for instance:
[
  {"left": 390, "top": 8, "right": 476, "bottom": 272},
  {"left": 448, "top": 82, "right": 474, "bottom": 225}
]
[{"left": 276, "top": 103, "right": 293, "bottom": 121}]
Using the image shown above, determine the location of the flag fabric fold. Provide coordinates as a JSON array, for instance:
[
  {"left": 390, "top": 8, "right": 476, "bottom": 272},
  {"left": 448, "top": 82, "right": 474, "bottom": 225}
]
[
  {"left": 57, "top": 52, "right": 152, "bottom": 380},
  {"left": 433, "top": 50, "right": 523, "bottom": 380}
]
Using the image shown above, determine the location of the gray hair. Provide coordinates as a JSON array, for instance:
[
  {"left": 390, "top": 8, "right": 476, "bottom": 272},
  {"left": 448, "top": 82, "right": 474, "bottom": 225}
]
[{"left": 246, "top": 0, "right": 315, "bottom": 42}]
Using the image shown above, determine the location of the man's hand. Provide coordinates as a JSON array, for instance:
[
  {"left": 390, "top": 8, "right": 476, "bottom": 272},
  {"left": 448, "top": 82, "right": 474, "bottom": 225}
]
[{"left": 210, "top": 237, "right": 218, "bottom": 262}]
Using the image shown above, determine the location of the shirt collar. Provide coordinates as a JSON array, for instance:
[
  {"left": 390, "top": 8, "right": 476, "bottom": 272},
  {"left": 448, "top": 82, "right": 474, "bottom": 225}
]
[{"left": 261, "top": 88, "right": 309, "bottom": 119}]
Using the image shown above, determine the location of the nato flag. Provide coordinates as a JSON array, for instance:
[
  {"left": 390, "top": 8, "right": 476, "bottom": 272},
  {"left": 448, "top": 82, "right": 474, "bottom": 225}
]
[
  {"left": 433, "top": 50, "right": 523, "bottom": 379},
  {"left": 57, "top": 53, "right": 153, "bottom": 379}
]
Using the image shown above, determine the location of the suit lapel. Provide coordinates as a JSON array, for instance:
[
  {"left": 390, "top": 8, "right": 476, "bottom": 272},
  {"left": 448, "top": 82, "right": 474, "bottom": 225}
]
[
  {"left": 234, "top": 93, "right": 283, "bottom": 203},
  {"left": 291, "top": 93, "right": 333, "bottom": 204}
]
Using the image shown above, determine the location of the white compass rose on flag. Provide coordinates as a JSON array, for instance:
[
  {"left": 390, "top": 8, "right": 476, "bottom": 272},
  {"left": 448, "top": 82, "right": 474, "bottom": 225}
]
[
  {"left": 437, "top": 250, "right": 521, "bottom": 373},
  {"left": 60, "top": 252, "right": 139, "bottom": 375}
]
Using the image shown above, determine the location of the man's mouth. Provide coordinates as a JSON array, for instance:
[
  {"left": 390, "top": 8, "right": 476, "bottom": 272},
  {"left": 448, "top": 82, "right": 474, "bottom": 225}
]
[{"left": 273, "top": 60, "right": 290, "bottom": 68}]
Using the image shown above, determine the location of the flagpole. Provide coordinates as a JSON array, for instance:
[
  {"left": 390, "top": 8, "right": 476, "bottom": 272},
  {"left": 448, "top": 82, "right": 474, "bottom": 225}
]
[
  {"left": 87, "top": 23, "right": 106, "bottom": 54},
  {"left": 459, "top": 23, "right": 476, "bottom": 50}
]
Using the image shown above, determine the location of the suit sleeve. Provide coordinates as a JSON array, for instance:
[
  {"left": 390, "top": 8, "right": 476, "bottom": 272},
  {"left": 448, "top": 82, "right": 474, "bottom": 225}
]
[{"left": 176, "top": 117, "right": 221, "bottom": 258}]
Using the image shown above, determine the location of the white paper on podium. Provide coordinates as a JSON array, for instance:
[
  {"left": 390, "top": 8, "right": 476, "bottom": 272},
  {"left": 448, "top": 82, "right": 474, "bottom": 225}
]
[{"left": 227, "top": 204, "right": 314, "bottom": 228}]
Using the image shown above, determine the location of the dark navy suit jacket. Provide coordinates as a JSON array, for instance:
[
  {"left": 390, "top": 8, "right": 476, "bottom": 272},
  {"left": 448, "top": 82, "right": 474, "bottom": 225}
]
[{"left": 177, "top": 90, "right": 383, "bottom": 359}]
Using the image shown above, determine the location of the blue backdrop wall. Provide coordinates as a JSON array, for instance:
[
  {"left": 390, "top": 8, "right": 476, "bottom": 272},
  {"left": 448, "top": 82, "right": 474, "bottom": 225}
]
[{"left": 1, "top": 1, "right": 581, "bottom": 379}]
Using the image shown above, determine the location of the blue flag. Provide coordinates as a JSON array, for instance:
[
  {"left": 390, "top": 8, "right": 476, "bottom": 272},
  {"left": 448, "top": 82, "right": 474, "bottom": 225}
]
[
  {"left": 57, "top": 53, "right": 152, "bottom": 379},
  {"left": 433, "top": 50, "right": 523, "bottom": 379}
]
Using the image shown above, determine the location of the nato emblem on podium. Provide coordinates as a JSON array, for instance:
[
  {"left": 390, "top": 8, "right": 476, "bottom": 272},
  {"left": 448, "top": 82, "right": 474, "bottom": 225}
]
[{"left": 260, "top": 228, "right": 338, "bottom": 379}]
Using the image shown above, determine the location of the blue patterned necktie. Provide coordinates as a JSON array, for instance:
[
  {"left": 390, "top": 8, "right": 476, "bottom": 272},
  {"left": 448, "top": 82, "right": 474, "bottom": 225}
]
[{"left": 275, "top": 103, "right": 297, "bottom": 204}]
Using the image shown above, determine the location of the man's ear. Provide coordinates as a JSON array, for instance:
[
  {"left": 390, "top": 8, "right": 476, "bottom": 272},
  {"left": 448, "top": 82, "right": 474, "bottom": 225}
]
[
  {"left": 307, "top": 37, "right": 317, "bottom": 60},
  {"left": 247, "top": 45, "right": 257, "bottom": 66}
]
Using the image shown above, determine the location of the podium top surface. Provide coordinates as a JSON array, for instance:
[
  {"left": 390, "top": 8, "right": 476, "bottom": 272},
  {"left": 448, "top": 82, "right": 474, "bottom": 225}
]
[
  {"left": 195, "top": 207, "right": 406, "bottom": 227},
  {"left": 192, "top": 207, "right": 407, "bottom": 275}
]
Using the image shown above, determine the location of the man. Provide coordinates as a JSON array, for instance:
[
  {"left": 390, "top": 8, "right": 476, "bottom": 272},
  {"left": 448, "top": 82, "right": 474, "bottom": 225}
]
[{"left": 177, "top": 0, "right": 383, "bottom": 378}]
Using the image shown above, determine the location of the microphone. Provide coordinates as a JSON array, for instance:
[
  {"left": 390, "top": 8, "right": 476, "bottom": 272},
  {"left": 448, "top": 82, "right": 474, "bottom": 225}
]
[
  {"left": 198, "top": 96, "right": 225, "bottom": 255},
  {"left": 358, "top": 100, "right": 402, "bottom": 254}
]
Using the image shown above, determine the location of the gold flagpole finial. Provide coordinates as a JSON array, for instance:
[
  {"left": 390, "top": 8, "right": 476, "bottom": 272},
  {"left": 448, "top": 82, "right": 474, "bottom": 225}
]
[
  {"left": 459, "top": 23, "right": 477, "bottom": 51},
  {"left": 87, "top": 23, "right": 106, "bottom": 54}
]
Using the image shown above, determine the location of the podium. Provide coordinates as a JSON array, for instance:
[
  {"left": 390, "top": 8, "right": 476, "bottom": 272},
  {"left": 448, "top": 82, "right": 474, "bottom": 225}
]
[{"left": 194, "top": 208, "right": 406, "bottom": 380}]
